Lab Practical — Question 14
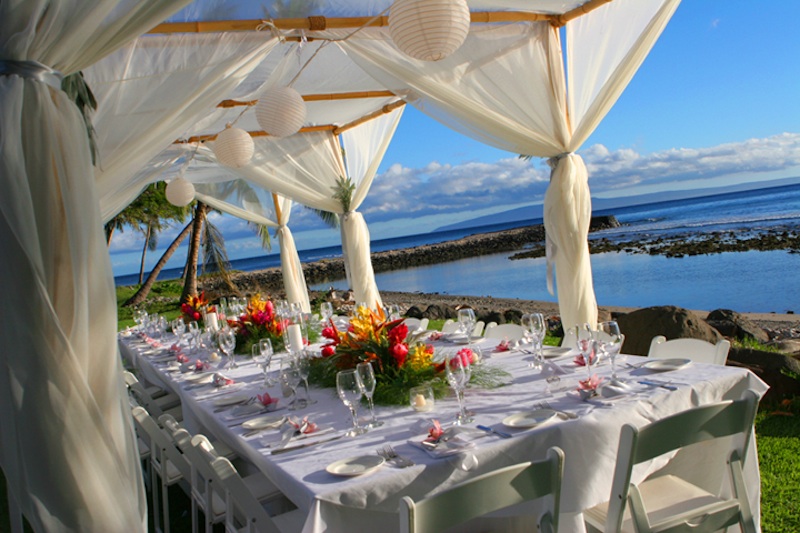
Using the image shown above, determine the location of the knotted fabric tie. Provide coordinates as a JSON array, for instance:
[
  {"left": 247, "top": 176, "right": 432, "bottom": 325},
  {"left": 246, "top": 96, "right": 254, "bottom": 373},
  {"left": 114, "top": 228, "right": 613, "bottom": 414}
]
[
  {"left": 547, "top": 152, "right": 574, "bottom": 170},
  {"left": 0, "top": 59, "right": 63, "bottom": 89}
]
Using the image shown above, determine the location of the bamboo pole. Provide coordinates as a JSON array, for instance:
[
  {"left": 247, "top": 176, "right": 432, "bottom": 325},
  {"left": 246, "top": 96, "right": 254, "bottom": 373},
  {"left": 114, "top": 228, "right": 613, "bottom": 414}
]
[
  {"left": 272, "top": 193, "right": 283, "bottom": 222},
  {"left": 149, "top": 10, "right": 562, "bottom": 35},
  {"left": 551, "top": 0, "right": 614, "bottom": 27},
  {"left": 217, "top": 90, "right": 396, "bottom": 109},
  {"left": 333, "top": 100, "right": 406, "bottom": 135}
]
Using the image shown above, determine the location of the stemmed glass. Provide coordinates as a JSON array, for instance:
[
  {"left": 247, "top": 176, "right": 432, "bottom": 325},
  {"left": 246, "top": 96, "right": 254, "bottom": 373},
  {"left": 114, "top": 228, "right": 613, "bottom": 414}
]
[
  {"left": 598, "top": 321, "right": 624, "bottom": 385},
  {"left": 280, "top": 359, "right": 304, "bottom": 410},
  {"left": 576, "top": 323, "right": 596, "bottom": 378},
  {"left": 457, "top": 308, "right": 476, "bottom": 338},
  {"left": 320, "top": 302, "right": 334, "bottom": 324},
  {"left": 522, "top": 313, "right": 547, "bottom": 367},
  {"left": 171, "top": 318, "right": 186, "bottom": 343},
  {"left": 187, "top": 321, "right": 200, "bottom": 351},
  {"left": 259, "top": 338, "right": 276, "bottom": 386},
  {"left": 446, "top": 351, "right": 474, "bottom": 425},
  {"left": 294, "top": 350, "right": 316, "bottom": 405},
  {"left": 217, "top": 326, "right": 237, "bottom": 370},
  {"left": 336, "top": 369, "right": 367, "bottom": 437},
  {"left": 356, "top": 362, "right": 383, "bottom": 428}
]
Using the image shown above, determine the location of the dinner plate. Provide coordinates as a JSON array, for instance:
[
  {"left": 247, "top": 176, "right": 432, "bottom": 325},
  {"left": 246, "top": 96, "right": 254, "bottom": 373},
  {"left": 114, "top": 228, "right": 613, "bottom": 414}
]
[
  {"left": 502, "top": 409, "right": 557, "bottom": 429},
  {"left": 242, "top": 414, "right": 285, "bottom": 431},
  {"left": 642, "top": 358, "right": 692, "bottom": 372},
  {"left": 325, "top": 455, "right": 385, "bottom": 477},
  {"left": 184, "top": 372, "right": 214, "bottom": 384},
  {"left": 212, "top": 392, "right": 251, "bottom": 407},
  {"left": 542, "top": 346, "right": 572, "bottom": 358}
]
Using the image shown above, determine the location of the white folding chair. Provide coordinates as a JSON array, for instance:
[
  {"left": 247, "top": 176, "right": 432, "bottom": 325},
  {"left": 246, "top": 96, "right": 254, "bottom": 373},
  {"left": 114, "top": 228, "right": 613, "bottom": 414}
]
[
  {"left": 400, "top": 447, "right": 564, "bottom": 533},
  {"left": 125, "top": 371, "right": 183, "bottom": 421},
  {"left": 472, "top": 320, "right": 485, "bottom": 337},
  {"left": 483, "top": 321, "right": 498, "bottom": 336},
  {"left": 402, "top": 317, "right": 423, "bottom": 331},
  {"left": 441, "top": 320, "right": 461, "bottom": 334},
  {"left": 191, "top": 436, "right": 304, "bottom": 533},
  {"left": 648, "top": 335, "right": 731, "bottom": 365},
  {"left": 159, "top": 413, "right": 237, "bottom": 462},
  {"left": 483, "top": 323, "right": 526, "bottom": 342},
  {"left": 584, "top": 390, "right": 759, "bottom": 533}
]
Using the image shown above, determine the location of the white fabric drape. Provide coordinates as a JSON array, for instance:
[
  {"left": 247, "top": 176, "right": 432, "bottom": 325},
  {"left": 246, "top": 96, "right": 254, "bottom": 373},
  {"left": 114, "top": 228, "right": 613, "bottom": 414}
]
[
  {"left": 343, "top": 0, "right": 679, "bottom": 327},
  {"left": 0, "top": 1, "right": 191, "bottom": 531},
  {"left": 86, "top": 32, "right": 279, "bottom": 222},
  {"left": 191, "top": 107, "right": 404, "bottom": 308}
]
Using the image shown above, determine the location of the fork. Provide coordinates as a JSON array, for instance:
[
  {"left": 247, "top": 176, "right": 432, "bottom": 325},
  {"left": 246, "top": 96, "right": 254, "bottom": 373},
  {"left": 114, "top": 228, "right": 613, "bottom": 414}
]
[
  {"left": 536, "top": 401, "right": 578, "bottom": 420},
  {"left": 378, "top": 445, "right": 415, "bottom": 467},
  {"left": 213, "top": 395, "right": 256, "bottom": 412}
]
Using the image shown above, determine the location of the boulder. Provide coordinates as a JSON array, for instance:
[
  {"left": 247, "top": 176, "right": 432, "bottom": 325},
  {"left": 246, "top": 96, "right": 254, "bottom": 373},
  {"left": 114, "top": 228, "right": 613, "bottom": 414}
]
[
  {"left": 616, "top": 305, "right": 722, "bottom": 356},
  {"left": 503, "top": 309, "right": 523, "bottom": 324},
  {"left": 727, "top": 348, "right": 800, "bottom": 401},
  {"left": 477, "top": 309, "right": 504, "bottom": 325},
  {"left": 421, "top": 304, "right": 456, "bottom": 320},
  {"left": 404, "top": 305, "right": 425, "bottom": 319},
  {"left": 705, "top": 309, "right": 769, "bottom": 344}
]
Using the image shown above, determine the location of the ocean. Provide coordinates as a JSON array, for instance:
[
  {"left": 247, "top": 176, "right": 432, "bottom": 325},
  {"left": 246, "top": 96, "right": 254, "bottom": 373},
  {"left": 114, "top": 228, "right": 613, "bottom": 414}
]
[{"left": 116, "top": 182, "right": 800, "bottom": 314}]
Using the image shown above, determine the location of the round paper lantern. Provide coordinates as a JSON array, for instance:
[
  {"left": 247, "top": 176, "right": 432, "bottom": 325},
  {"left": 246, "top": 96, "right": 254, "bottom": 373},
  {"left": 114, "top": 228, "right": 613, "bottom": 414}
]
[
  {"left": 212, "top": 126, "right": 254, "bottom": 168},
  {"left": 389, "top": 0, "right": 470, "bottom": 62},
  {"left": 254, "top": 87, "right": 306, "bottom": 138},
  {"left": 165, "top": 176, "right": 195, "bottom": 206}
]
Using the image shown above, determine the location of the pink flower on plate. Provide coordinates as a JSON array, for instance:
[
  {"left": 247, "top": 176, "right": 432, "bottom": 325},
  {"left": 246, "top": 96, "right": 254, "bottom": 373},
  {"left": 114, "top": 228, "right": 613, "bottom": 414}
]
[
  {"left": 425, "top": 419, "right": 445, "bottom": 442},
  {"left": 176, "top": 353, "right": 190, "bottom": 363},
  {"left": 495, "top": 339, "right": 511, "bottom": 352},
  {"left": 212, "top": 374, "right": 235, "bottom": 387},
  {"left": 573, "top": 352, "right": 597, "bottom": 367},
  {"left": 194, "top": 360, "right": 210, "bottom": 372},
  {"left": 257, "top": 392, "right": 279, "bottom": 409},
  {"left": 288, "top": 416, "right": 318, "bottom": 434},
  {"left": 578, "top": 374, "right": 603, "bottom": 391},
  {"left": 428, "top": 331, "right": 443, "bottom": 341},
  {"left": 169, "top": 344, "right": 181, "bottom": 352}
]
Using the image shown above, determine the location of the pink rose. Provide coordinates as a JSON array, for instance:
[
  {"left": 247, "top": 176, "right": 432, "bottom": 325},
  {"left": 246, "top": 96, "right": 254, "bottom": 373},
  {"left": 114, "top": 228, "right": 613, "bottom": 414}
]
[
  {"left": 391, "top": 343, "right": 409, "bottom": 366},
  {"left": 425, "top": 419, "right": 445, "bottom": 442}
]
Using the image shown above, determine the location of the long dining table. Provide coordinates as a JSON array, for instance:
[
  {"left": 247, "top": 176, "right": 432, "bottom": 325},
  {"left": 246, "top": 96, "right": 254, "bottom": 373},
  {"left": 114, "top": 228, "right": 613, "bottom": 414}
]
[{"left": 120, "top": 329, "right": 768, "bottom": 533}]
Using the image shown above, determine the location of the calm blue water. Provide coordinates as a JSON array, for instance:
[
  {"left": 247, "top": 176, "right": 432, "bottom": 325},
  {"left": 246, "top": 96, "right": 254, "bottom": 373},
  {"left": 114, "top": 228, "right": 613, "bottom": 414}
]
[
  {"left": 309, "top": 183, "right": 800, "bottom": 313},
  {"left": 117, "top": 182, "right": 800, "bottom": 313}
]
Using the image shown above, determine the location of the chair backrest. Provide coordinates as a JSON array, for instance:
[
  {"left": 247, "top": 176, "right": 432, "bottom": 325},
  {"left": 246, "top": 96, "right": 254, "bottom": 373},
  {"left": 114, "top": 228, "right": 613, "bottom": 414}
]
[
  {"left": 131, "top": 406, "right": 191, "bottom": 480},
  {"left": 604, "top": 390, "right": 759, "bottom": 533},
  {"left": 441, "top": 321, "right": 461, "bottom": 334},
  {"left": 400, "top": 447, "right": 564, "bottom": 533},
  {"left": 125, "top": 371, "right": 168, "bottom": 418},
  {"left": 560, "top": 326, "right": 577, "bottom": 349},
  {"left": 472, "top": 320, "right": 485, "bottom": 337},
  {"left": 648, "top": 335, "right": 730, "bottom": 365},
  {"left": 483, "top": 323, "right": 525, "bottom": 342}
]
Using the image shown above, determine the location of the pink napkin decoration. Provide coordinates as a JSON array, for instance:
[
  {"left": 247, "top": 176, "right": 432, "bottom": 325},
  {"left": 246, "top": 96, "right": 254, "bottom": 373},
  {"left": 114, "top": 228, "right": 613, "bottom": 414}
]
[
  {"left": 176, "top": 353, "right": 190, "bottom": 363},
  {"left": 169, "top": 344, "right": 181, "bottom": 352},
  {"left": 212, "top": 373, "right": 235, "bottom": 387},
  {"left": 573, "top": 353, "right": 597, "bottom": 367},
  {"left": 578, "top": 374, "right": 603, "bottom": 391},
  {"left": 425, "top": 419, "right": 445, "bottom": 443},
  {"left": 288, "top": 416, "right": 318, "bottom": 434},
  {"left": 258, "top": 392, "right": 279, "bottom": 408},
  {"left": 194, "top": 360, "right": 210, "bottom": 372},
  {"left": 428, "top": 331, "right": 443, "bottom": 341},
  {"left": 494, "top": 339, "right": 511, "bottom": 352}
]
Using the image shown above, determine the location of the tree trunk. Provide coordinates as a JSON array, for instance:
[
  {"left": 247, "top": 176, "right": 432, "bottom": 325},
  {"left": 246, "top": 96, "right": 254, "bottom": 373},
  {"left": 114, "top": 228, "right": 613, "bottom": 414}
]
[
  {"left": 123, "top": 220, "right": 194, "bottom": 307},
  {"left": 105, "top": 224, "right": 115, "bottom": 247},
  {"left": 181, "top": 202, "right": 207, "bottom": 304},
  {"left": 138, "top": 224, "right": 151, "bottom": 285}
]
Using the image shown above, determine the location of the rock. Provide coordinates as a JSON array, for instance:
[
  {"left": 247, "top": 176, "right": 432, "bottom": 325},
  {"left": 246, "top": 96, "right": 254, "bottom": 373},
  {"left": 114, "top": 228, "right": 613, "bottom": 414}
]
[
  {"left": 421, "top": 304, "right": 456, "bottom": 320},
  {"left": 477, "top": 309, "right": 504, "bottom": 325},
  {"left": 616, "top": 305, "right": 722, "bottom": 356},
  {"left": 503, "top": 309, "right": 523, "bottom": 324},
  {"left": 405, "top": 305, "right": 425, "bottom": 319},
  {"left": 727, "top": 348, "right": 800, "bottom": 401},
  {"left": 705, "top": 309, "right": 769, "bottom": 344},
  {"left": 770, "top": 339, "right": 800, "bottom": 355},
  {"left": 589, "top": 215, "right": 620, "bottom": 231}
]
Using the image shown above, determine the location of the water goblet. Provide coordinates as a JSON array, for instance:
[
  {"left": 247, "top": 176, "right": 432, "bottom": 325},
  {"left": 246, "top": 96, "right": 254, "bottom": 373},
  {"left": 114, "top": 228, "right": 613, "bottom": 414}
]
[
  {"left": 187, "top": 321, "right": 200, "bottom": 350},
  {"left": 356, "top": 361, "right": 383, "bottom": 428},
  {"left": 217, "top": 326, "right": 237, "bottom": 370},
  {"left": 259, "top": 338, "right": 276, "bottom": 386},
  {"left": 598, "top": 320, "right": 624, "bottom": 385},
  {"left": 171, "top": 318, "right": 186, "bottom": 341},
  {"left": 294, "top": 350, "right": 317, "bottom": 405},
  {"left": 336, "top": 370, "right": 367, "bottom": 437},
  {"left": 446, "top": 351, "right": 474, "bottom": 425},
  {"left": 457, "top": 308, "right": 476, "bottom": 338},
  {"left": 320, "top": 302, "right": 334, "bottom": 324},
  {"left": 280, "top": 360, "right": 304, "bottom": 410}
]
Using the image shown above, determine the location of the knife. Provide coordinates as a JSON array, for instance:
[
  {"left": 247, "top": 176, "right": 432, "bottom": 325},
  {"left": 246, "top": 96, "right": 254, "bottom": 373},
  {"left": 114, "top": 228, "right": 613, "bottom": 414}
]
[
  {"left": 271, "top": 433, "right": 345, "bottom": 455},
  {"left": 638, "top": 380, "right": 678, "bottom": 391},
  {"left": 476, "top": 425, "right": 513, "bottom": 439}
]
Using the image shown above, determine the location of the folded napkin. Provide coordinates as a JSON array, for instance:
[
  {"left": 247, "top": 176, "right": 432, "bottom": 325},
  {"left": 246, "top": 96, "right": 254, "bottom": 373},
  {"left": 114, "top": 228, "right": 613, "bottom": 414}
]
[
  {"left": 407, "top": 422, "right": 481, "bottom": 458},
  {"left": 212, "top": 373, "right": 235, "bottom": 387},
  {"left": 286, "top": 416, "right": 318, "bottom": 434},
  {"left": 541, "top": 361, "right": 569, "bottom": 376},
  {"left": 176, "top": 352, "right": 190, "bottom": 364},
  {"left": 427, "top": 331, "right": 443, "bottom": 341},
  {"left": 169, "top": 343, "right": 181, "bottom": 352},
  {"left": 494, "top": 339, "right": 512, "bottom": 353},
  {"left": 257, "top": 392, "right": 280, "bottom": 409}
]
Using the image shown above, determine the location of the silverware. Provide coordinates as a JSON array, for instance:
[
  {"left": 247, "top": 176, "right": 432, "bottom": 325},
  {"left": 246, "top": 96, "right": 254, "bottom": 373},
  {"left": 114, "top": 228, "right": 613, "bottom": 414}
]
[
  {"left": 476, "top": 425, "right": 513, "bottom": 439},
  {"left": 271, "top": 434, "right": 345, "bottom": 455},
  {"left": 535, "top": 401, "right": 578, "bottom": 420},
  {"left": 638, "top": 380, "right": 677, "bottom": 391},
  {"left": 377, "top": 445, "right": 415, "bottom": 467}
]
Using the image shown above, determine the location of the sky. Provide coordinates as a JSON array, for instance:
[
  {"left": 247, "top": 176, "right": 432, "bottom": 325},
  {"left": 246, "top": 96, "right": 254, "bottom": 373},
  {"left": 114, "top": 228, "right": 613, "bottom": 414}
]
[{"left": 109, "top": 0, "right": 800, "bottom": 277}]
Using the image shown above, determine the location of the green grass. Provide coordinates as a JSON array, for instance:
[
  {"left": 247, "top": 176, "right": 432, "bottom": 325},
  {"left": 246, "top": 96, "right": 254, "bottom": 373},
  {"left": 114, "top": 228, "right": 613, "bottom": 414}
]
[{"left": 733, "top": 337, "right": 784, "bottom": 353}]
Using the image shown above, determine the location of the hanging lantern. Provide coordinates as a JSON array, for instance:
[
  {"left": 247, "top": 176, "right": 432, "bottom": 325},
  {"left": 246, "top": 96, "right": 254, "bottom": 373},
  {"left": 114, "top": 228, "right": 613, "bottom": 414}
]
[
  {"left": 389, "top": 0, "right": 470, "bottom": 62},
  {"left": 212, "top": 126, "right": 254, "bottom": 168},
  {"left": 165, "top": 176, "right": 195, "bottom": 206},
  {"left": 254, "top": 87, "right": 307, "bottom": 138}
]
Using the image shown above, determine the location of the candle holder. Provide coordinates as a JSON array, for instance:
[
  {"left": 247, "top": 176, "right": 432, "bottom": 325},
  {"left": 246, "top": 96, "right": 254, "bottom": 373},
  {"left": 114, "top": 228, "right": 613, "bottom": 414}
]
[{"left": 409, "top": 385, "right": 435, "bottom": 412}]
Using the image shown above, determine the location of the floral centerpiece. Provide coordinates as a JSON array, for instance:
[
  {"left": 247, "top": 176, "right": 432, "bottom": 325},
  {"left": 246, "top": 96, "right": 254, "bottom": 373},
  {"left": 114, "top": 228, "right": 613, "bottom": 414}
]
[
  {"left": 309, "top": 306, "right": 508, "bottom": 406},
  {"left": 227, "top": 294, "right": 286, "bottom": 355},
  {"left": 180, "top": 291, "right": 209, "bottom": 324}
]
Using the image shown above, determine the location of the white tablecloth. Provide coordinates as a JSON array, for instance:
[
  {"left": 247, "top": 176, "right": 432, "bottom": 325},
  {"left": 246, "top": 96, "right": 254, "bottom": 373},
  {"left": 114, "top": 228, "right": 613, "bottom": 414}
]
[{"left": 120, "top": 332, "right": 768, "bottom": 533}]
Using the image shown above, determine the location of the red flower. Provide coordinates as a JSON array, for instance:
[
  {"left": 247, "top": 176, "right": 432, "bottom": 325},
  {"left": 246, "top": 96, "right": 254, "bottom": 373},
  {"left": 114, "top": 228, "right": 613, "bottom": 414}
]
[
  {"left": 322, "top": 344, "right": 337, "bottom": 357},
  {"left": 391, "top": 343, "right": 408, "bottom": 367},
  {"left": 193, "top": 311, "right": 201, "bottom": 321},
  {"left": 322, "top": 326, "right": 338, "bottom": 340},
  {"left": 388, "top": 323, "right": 408, "bottom": 345}
]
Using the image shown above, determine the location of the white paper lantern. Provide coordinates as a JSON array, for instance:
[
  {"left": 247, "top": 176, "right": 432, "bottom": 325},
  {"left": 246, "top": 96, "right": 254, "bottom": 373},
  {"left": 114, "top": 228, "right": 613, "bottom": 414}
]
[
  {"left": 254, "top": 87, "right": 307, "bottom": 138},
  {"left": 389, "top": 0, "right": 470, "bottom": 62},
  {"left": 212, "top": 126, "right": 254, "bottom": 168},
  {"left": 165, "top": 176, "right": 195, "bottom": 206}
]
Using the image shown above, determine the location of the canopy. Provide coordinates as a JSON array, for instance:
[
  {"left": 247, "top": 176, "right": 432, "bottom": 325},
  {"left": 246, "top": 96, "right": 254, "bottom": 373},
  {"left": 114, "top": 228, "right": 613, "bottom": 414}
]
[{"left": 0, "top": 1, "right": 681, "bottom": 530}]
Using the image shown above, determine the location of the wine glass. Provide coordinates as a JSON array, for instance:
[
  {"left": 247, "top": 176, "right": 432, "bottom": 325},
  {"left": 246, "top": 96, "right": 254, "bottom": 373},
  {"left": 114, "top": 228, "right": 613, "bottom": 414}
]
[
  {"left": 217, "top": 326, "right": 237, "bottom": 370},
  {"left": 356, "top": 361, "right": 383, "bottom": 428},
  {"left": 171, "top": 318, "right": 186, "bottom": 341},
  {"left": 457, "top": 308, "right": 476, "bottom": 338},
  {"left": 598, "top": 321, "right": 624, "bottom": 385},
  {"left": 252, "top": 343, "right": 269, "bottom": 384},
  {"left": 576, "top": 323, "right": 596, "bottom": 378},
  {"left": 446, "top": 351, "right": 473, "bottom": 425},
  {"left": 320, "top": 302, "right": 334, "bottom": 325},
  {"left": 294, "top": 350, "right": 316, "bottom": 405},
  {"left": 336, "top": 370, "right": 367, "bottom": 437},
  {"left": 187, "top": 321, "right": 200, "bottom": 350},
  {"left": 280, "top": 359, "right": 304, "bottom": 410},
  {"left": 259, "top": 338, "right": 276, "bottom": 386}
]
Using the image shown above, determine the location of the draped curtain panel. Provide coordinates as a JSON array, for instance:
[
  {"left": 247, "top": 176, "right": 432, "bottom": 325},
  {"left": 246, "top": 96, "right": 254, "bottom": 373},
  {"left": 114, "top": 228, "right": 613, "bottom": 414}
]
[
  {"left": 343, "top": 0, "right": 680, "bottom": 327},
  {"left": 0, "top": 2, "right": 192, "bottom": 531}
]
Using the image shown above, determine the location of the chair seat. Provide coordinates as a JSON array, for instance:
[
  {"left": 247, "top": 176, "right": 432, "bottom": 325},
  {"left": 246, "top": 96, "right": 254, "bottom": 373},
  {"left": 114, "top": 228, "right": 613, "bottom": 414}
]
[
  {"left": 585, "top": 475, "right": 730, "bottom": 532},
  {"left": 230, "top": 508, "right": 306, "bottom": 533}
]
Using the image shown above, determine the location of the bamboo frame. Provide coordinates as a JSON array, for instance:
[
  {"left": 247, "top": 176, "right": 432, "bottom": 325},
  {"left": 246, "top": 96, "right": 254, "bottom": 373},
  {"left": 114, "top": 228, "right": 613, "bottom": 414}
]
[
  {"left": 333, "top": 100, "right": 405, "bottom": 135},
  {"left": 272, "top": 193, "right": 282, "bottom": 221},
  {"left": 551, "top": 0, "right": 614, "bottom": 27},
  {"left": 217, "top": 90, "right": 397, "bottom": 109}
]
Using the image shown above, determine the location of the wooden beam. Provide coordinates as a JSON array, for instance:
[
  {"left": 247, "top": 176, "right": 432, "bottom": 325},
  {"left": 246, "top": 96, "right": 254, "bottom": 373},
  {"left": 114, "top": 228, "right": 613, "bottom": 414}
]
[
  {"left": 217, "top": 90, "right": 397, "bottom": 109},
  {"left": 178, "top": 124, "right": 336, "bottom": 144}
]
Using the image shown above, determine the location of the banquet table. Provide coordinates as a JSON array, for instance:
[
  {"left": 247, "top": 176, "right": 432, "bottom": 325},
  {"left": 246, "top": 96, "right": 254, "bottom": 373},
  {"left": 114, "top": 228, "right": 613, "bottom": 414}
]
[{"left": 120, "top": 331, "right": 768, "bottom": 533}]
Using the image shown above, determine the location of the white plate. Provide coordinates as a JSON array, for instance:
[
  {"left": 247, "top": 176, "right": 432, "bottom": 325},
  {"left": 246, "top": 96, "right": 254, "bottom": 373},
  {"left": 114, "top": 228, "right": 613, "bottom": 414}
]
[
  {"left": 242, "top": 414, "right": 285, "bottom": 431},
  {"left": 326, "top": 455, "right": 385, "bottom": 477},
  {"left": 184, "top": 372, "right": 214, "bottom": 384},
  {"left": 502, "top": 409, "right": 557, "bottom": 429},
  {"left": 212, "top": 392, "right": 251, "bottom": 407},
  {"left": 642, "top": 358, "right": 692, "bottom": 372},
  {"left": 542, "top": 347, "right": 572, "bottom": 358}
]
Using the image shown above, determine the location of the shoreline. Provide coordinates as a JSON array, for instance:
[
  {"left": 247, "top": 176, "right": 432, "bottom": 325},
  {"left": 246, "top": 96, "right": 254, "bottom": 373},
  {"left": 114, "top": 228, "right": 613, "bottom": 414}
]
[{"left": 197, "top": 222, "right": 800, "bottom": 333}]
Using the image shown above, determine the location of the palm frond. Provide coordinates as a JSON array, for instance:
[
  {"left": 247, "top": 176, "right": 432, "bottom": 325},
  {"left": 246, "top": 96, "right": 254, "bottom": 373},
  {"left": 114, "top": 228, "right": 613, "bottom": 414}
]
[
  {"left": 146, "top": 224, "right": 159, "bottom": 251},
  {"left": 311, "top": 208, "right": 340, "bottom": 229},
  {"left": 332, "top": 176, "right": 356, "bottom": 212},
  {"left": 61, "top": 72, "right": 98, "bottom": 164},
  {"left": 247, "top": 222, "right": 273, "bottom": 251},
  {"left": 201, "top": 217, "right": 235, "bottom": 289}
]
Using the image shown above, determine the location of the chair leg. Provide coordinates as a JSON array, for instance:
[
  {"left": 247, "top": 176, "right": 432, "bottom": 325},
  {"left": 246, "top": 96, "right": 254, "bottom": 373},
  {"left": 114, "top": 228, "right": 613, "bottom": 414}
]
[
  {"left": 151, "top": 467, "right": 162, "bottom": 533},
  {"left": 730, "top": 459, "right": 757, "bottom": 533},
  {"left": 162, "top": 476, "right": 171, "bottom": 533}
]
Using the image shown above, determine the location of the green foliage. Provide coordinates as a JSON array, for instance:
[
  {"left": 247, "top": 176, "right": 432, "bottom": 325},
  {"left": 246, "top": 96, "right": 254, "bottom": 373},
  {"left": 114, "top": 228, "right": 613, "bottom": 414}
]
[
  {"left": 62, "top": 72, "right": 98, "bottom": 164},
  {"left": 332, "top": 176, "right": 356, "bottom": 212},
  {"left": 106, "top": 182, "right": 189, "bottom": 244},
  {"left": 756, "top": 398, "right": 800, "bottom": 532},
  {"left": 733, "top": 337, "right": 783, "bottom": 353}
]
